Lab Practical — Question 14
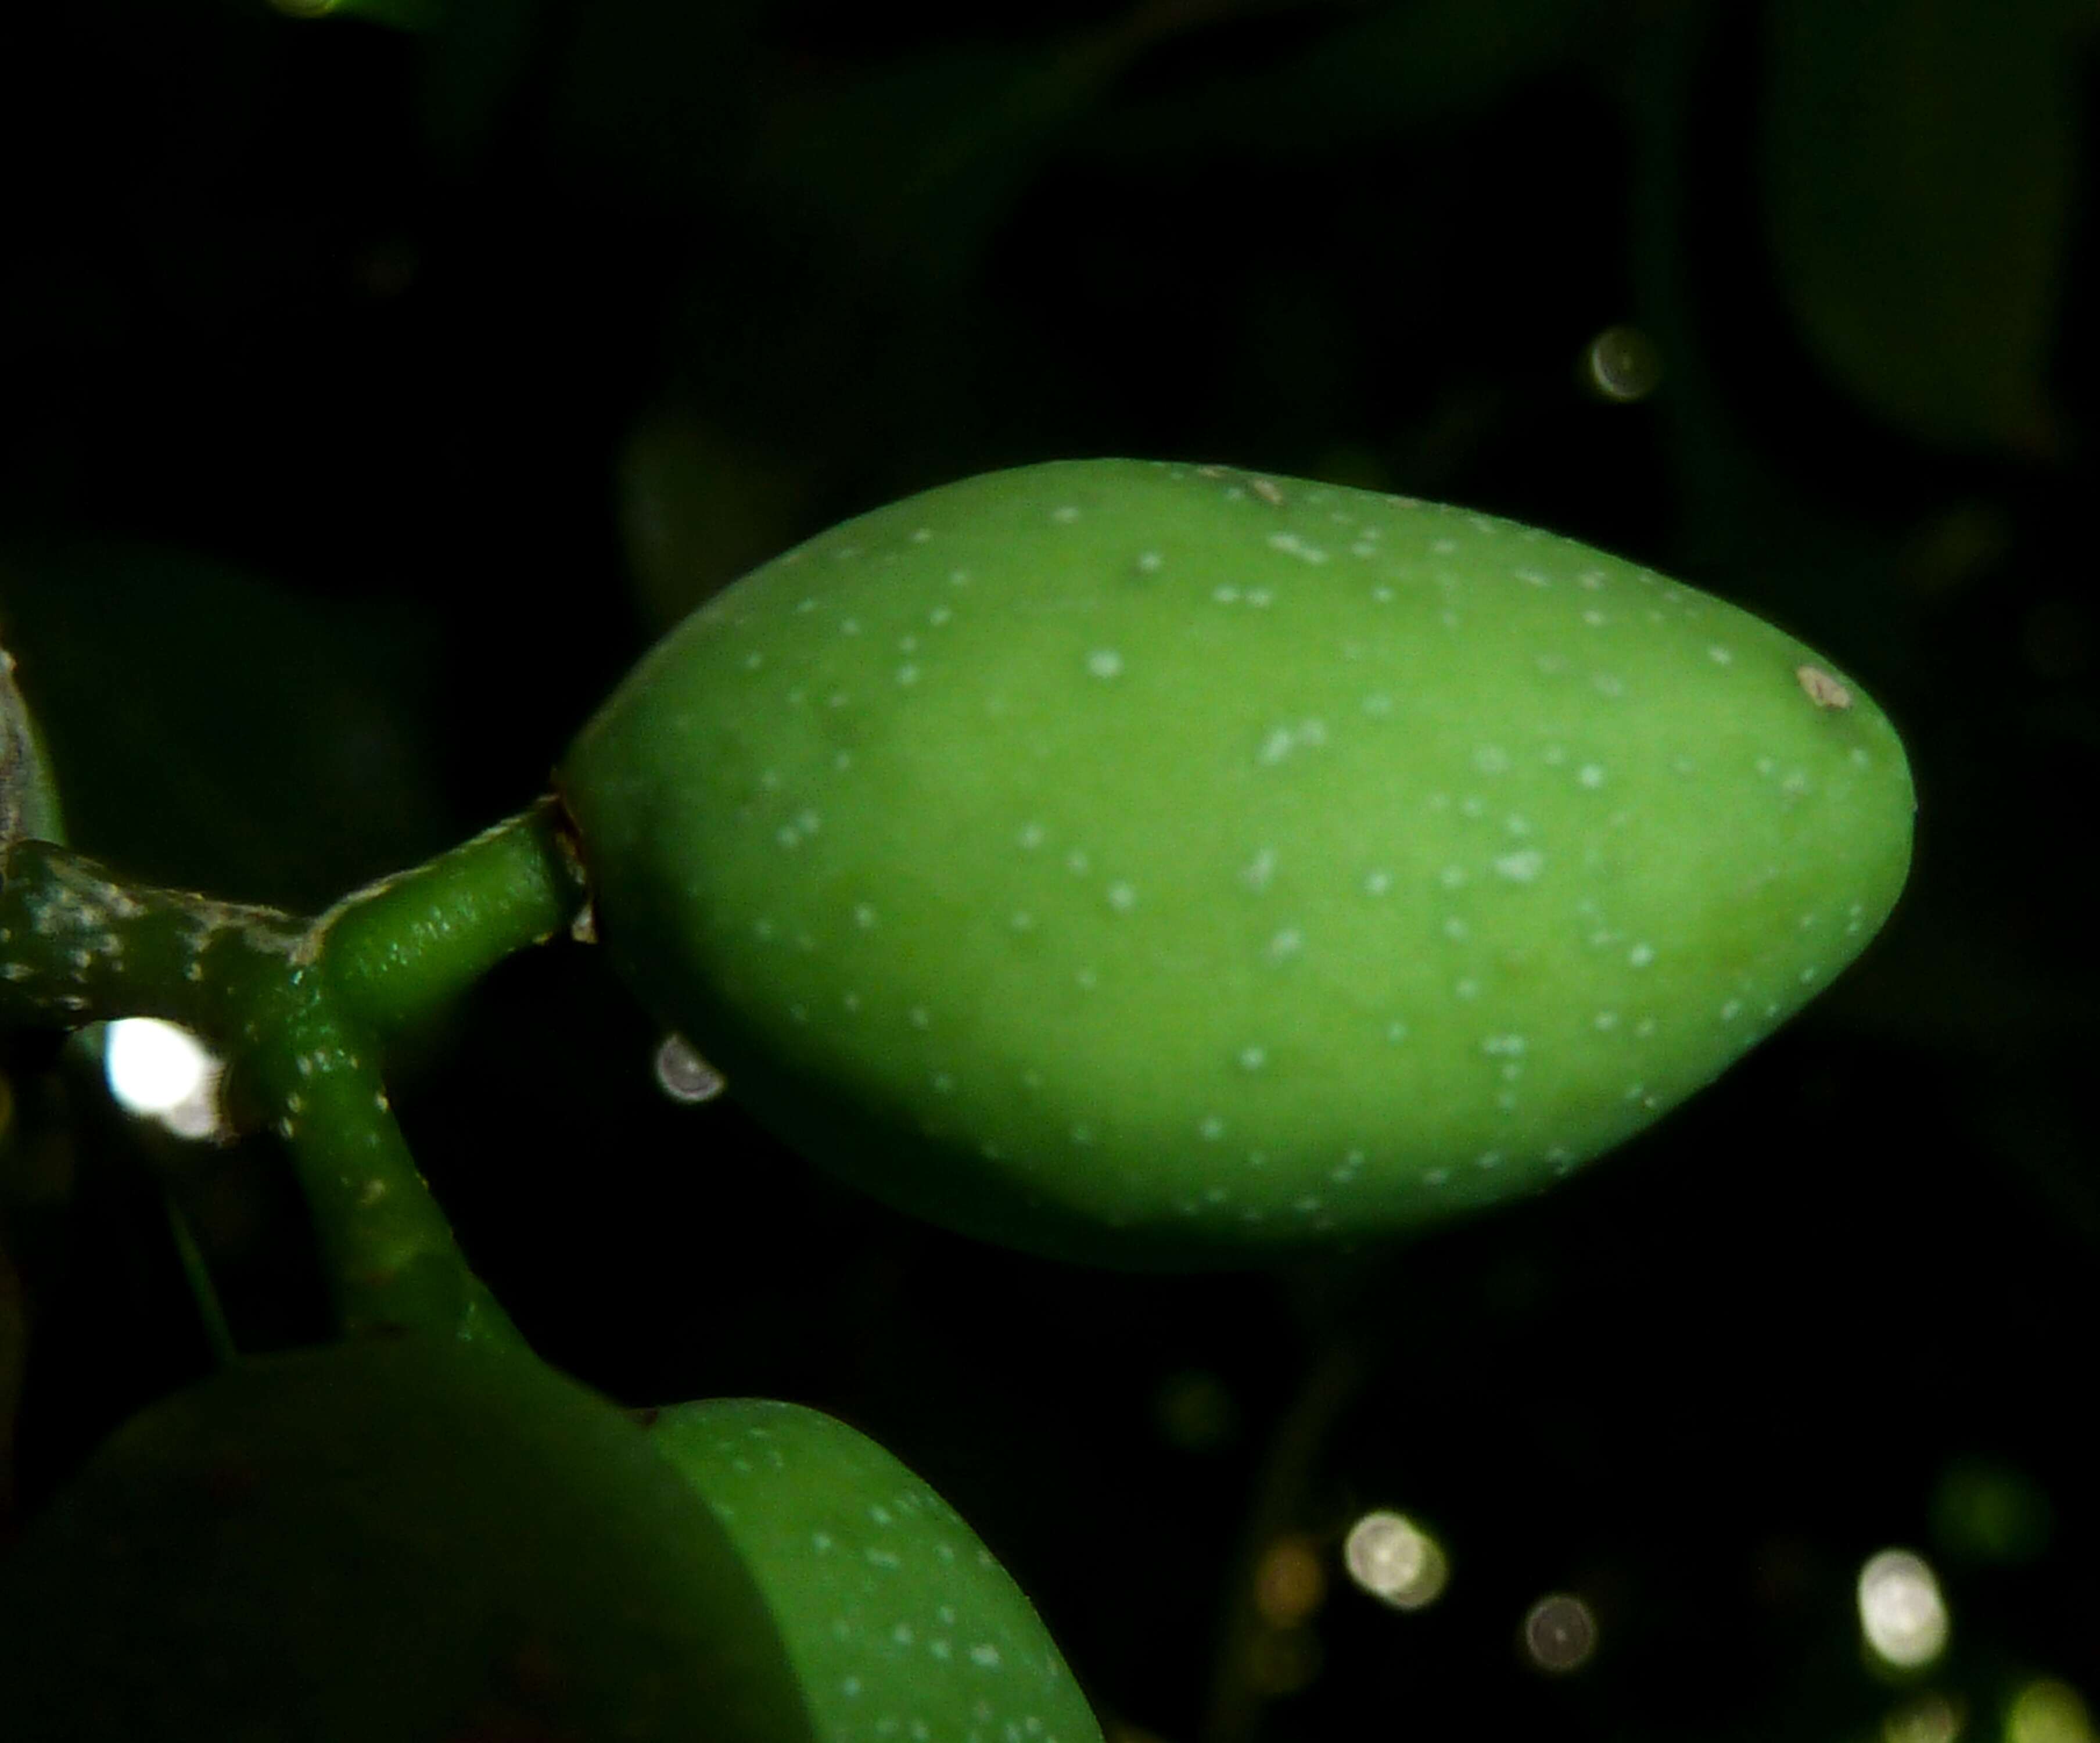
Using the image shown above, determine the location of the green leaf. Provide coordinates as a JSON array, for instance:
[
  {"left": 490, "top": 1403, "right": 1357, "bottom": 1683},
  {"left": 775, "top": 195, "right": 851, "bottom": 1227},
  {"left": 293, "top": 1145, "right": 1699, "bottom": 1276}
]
[
  {"left": 1760, "top": 0, "right": 2086, "bottom": 454},
  {"left": 0, "top": 542, "right": 448, "bottom": 910}
]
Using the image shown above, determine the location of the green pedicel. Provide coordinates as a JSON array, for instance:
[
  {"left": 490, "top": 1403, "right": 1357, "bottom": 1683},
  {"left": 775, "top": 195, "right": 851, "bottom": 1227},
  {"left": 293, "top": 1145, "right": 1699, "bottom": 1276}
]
[{"left": 562, "top": 460, "right": 1915, "bottom": 1263}]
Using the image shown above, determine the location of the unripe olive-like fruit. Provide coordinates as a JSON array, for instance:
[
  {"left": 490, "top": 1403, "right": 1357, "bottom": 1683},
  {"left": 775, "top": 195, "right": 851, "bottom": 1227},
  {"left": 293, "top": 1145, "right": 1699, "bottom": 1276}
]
[
  {"left": 562, "top": 460, "right": 1914, "bottom": 1263},
  {"left": 649, "top": 1398, "right": 1101, "bottom": 1743},
  {"left": 0, "top": 1339, "right": 813, "bottom": 1742}
]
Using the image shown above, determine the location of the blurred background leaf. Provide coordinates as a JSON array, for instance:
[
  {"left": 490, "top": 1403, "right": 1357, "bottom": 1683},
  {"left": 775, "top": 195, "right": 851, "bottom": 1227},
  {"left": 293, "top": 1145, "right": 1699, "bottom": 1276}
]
[
  {"left": 1760, "top": 0, "right": 2088, "bottom": 457},
  {"left": 0, "top": 544, "right": 447, "bottom": 909}
]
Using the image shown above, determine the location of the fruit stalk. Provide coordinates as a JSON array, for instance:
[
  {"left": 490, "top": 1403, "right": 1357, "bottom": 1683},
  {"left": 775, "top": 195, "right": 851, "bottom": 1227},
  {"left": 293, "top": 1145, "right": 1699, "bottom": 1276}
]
[{"left": 0, "top": 839, "right": 522, "bottom": 1348}]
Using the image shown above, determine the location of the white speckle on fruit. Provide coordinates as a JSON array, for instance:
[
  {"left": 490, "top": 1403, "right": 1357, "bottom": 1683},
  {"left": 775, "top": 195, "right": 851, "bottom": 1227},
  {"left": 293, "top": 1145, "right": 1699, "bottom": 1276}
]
[
  {"left": 1065, "top": 848, "right": 1091, "bottom": 874},
  {"left": 1443, "top": 917, "right": 1470, "bottom": 941},
  {"left": 855, "top": 903, "right": 878, "bottom": 928},
  {"left": 1363, "top": 869, "right": 1392, "bottom": 896},
  {"left": 1086, "top": 648, "right": 1123, "bottom": 679},
  {"left": 1017, "top": 822, "right": 1046, "bottom": 849},
  {"left": 1051, "top": 505, "right": 1080, "bottom": 524},
  {"left": 1628, "top": 942, "right": 1656, "bottom": 967},
  {"left": 1242, "top": 846, "right": 1278, "bottom": 891},
  {"left": 1516, "top": 568, "right": 1553, "bottom": 588},
  {"left": 1238, "top": 1045, "right": 1268, "bottom": 1072},
  {"left": 1493, "top": 849, "right": 1544, "bottom": 883},
  {"left": 1385, "top": 1020, "right": 1409, "bottom": 1043},
  {"left": 1595, "top": 1010, "right": 1620, "bottom": 1030},
  {"left": 1266, "top": 531, "right": 1327, "bottom": 563},
  {"left": 1473, "top": 744, "right": 1511, "bottom": 774},
  {"left": 1482, "top": 1034, "right": 1527, "bottom": 1056},
  {"left": 1267, "top": 927, "right": 1304, "bottom": 960},
  {"left": 932, "top": 1073, "right": 955, "bottom": 1094},
  {"left": 1578, "top": 763, "right": 1606, "bottom": 788},
  {"left": 908, "top": 1005, "right": 929, "bottom": 1029},
  {"left": 1107, "top": 882, "right": 1137, "bottom": 912},
  {"left": 897, "top": 664, "right": 921, "bottom": 685},
  {"left": 1137, "top": 550, "right": 1164, "bottom": 573},
  {"left": 1708, "top": 644, "right": 1734, "bottom": 664},
  {"left": 1250, "top": 476, "right": 1284, "bottom": 505},
  {"left": 1200, "top": 1115, "right": 1226, "bottom": 1139}
]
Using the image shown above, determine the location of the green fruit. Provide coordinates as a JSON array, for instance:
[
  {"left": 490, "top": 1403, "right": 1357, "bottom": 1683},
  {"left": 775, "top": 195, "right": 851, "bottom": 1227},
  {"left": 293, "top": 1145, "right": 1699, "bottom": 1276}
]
[
  {"left": 649, "top": 1398, "right": 1101, "bottom": 1743},
  {"left": 562, "top": 460, "right": 1914, "bottom": 1263},
  {"left": 0, "top": 1339, "right": 813, "bottom": 1742}
]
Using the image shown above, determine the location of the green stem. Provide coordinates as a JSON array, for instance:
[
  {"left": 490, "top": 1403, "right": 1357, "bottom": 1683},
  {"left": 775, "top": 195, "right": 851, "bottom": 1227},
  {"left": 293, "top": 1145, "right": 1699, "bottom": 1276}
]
[
  {"left": 318, "top": 799, "right": 588, "bottom": 1045},
  {"left": 161, "top": 1192, "right": 236, "bottom": 1368},
  {"left": 0, "top": 823, "right": 571, "bottom": 1352}
]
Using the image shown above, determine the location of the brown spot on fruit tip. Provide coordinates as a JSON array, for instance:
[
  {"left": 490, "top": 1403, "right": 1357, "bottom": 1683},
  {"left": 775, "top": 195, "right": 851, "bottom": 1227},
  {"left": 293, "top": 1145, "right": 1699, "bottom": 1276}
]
[
  {"left": 1795, "top": 665, "right": 1853, "bottom": 711},
  {"left": 1250, "top": 477, "right": 1285, "bottom": 506}
]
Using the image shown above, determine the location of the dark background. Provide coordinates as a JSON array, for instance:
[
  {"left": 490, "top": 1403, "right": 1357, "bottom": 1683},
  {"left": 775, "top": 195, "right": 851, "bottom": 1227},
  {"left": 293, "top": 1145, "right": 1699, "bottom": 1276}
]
[{"left": 2, "top": 1, "right": 2097, "bottom": 1739}]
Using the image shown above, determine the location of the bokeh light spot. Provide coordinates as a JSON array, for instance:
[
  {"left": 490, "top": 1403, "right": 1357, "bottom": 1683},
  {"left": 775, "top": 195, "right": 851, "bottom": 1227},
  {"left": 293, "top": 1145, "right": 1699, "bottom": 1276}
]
[
  {"left": 1252, "top": 1533, "right": 1326, "bottom": 1627},
  {"left": 1342, "top": 1511, "right": 1449, "bottom": 1611},
  {"left": 1858, "top": 1548, "right": 1950, "bottom": 1669},
  {"left": 2007, "top": 1680, "right": 2097, "bottom": 1743},
  {"left": 1521, "top": 1593, "right": 1598, "bottom": 1672}
]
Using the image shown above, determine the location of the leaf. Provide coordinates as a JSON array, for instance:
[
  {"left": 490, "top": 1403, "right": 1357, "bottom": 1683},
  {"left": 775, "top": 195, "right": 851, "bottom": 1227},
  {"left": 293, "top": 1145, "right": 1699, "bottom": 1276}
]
[
  {"left": 1759, "top": 0, "right": 2087, "bottom": 455},
  {"left": 0, "top": 542, "right": 449, "bottom": 910}
]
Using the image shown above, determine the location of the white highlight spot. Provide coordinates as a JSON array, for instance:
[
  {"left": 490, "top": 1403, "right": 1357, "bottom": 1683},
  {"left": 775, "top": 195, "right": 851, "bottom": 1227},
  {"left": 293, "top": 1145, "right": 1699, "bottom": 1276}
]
[
  {"left": 1086, "top": 648, "right": 1123, "bottom": 679},
  {"left": 1342, "top": 1511, "right": 1450, "bottom": 1611},
  {"left": 105, "top": 1019, "right": 224, "bottom": 1139},
  {"left": 1858, "top": 1549, "right": 1950, "bottom": 1668}
]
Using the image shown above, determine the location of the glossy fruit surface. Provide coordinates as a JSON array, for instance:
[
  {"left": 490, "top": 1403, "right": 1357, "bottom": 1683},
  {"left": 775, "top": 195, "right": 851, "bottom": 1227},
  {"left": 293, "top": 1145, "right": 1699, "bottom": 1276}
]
[
  {"left": 0, "top": 1337, "right": 813, "bottom": 1742},
  {"left": 562, "top": 460, "right": 1915, "bottom": 1263},
  {"left": 649, "top": 1397, "right": 1101, "bottom": 1743}
]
